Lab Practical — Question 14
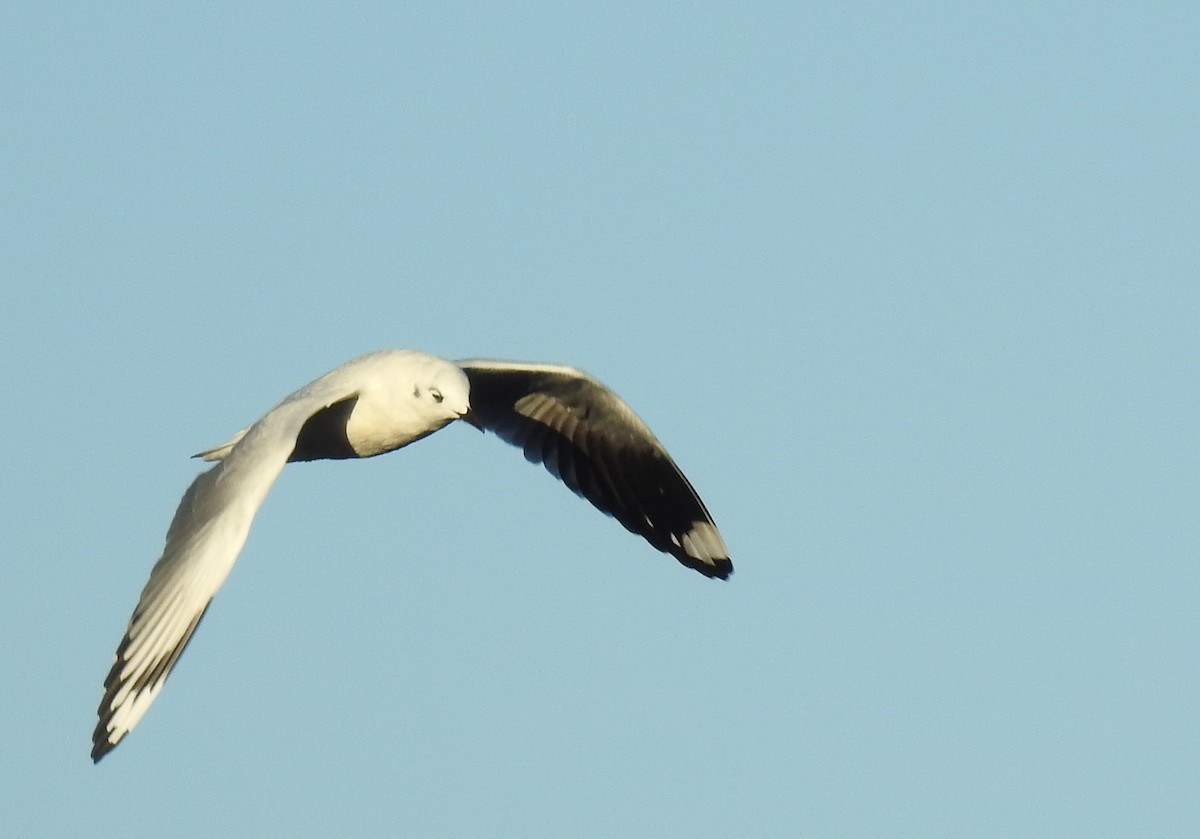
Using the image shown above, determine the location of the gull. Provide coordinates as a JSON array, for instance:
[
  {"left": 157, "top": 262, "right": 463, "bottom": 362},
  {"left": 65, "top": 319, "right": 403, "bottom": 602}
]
[{"left": 92, "top": 349, "right": 731, "bottom": 762}]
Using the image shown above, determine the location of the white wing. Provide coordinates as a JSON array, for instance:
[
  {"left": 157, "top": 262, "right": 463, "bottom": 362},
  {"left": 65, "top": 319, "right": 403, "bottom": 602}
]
[
  {"left": 91, "top": 377, "right": 358, "bottom": 761},
  {"left": 456, "top": 359, "right": 732, "bottom": 579}
]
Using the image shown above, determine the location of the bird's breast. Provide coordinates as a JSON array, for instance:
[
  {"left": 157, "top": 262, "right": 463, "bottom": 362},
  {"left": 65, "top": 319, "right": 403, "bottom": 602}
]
[{"left": 342, "top": 396, "right": 446, "bottom": 458}]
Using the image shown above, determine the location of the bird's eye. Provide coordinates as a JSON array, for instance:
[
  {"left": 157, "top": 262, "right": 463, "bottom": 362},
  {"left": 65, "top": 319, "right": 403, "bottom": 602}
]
[{"left": 430, "top": 388, "right": 444, "bottom": 403}]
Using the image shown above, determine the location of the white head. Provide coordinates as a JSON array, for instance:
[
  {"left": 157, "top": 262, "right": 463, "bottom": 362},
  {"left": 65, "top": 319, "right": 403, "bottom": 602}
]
[
  {"left": 408, "top": 354, "right": 472, "bottom": 423},
  {"left": 341, "top": 350, "right": 474, "bottom": 457}
]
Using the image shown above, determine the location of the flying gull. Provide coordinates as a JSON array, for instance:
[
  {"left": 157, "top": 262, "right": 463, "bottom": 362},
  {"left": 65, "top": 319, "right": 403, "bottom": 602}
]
[{"left": 92, "top": 349, "right": 731, "bottom": 762}]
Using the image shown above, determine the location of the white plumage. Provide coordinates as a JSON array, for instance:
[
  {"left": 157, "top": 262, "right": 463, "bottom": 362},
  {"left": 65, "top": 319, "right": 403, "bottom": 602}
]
[{"left": 93, "top": 349, "right": 731, "bottom": 761}]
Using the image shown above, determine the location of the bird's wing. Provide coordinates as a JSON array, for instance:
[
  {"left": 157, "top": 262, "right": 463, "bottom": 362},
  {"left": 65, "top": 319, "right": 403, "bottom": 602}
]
[
  {"left": 92, "top": 378, "right": 359, "bottom": 762},
  {"left": 456, "top": 359, "right": 731, "bottom": 579}
]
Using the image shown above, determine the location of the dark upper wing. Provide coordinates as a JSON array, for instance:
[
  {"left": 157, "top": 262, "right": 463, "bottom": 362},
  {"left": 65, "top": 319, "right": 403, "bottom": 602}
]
[{"left": 456, "top": 359, "right": 731, "bottom": 579}]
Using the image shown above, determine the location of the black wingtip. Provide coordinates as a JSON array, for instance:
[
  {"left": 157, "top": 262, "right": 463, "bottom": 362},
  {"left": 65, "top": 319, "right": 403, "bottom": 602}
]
[
  {"left": 673, "top": 551, "right": 732, "bottom": 580},
  {"left": 91, "top": 736, "right": 114, "bottom": 764},
  {"left": 697, "top": 558, "right": 734, "bottom": 580},
  {"left": 91, "top": 711, "right": 122, "bottom": 763}
]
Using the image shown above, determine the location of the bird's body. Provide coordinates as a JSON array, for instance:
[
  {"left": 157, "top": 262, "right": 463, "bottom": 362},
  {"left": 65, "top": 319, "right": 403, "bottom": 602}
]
[{"left": 92, "top": 349, "right": 731, "bottom": 762}]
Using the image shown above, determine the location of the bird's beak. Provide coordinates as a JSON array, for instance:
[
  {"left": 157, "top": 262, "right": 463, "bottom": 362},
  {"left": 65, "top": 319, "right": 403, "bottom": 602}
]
[{"left": 459, "top": 407, "right": 485, "bottom": 432}]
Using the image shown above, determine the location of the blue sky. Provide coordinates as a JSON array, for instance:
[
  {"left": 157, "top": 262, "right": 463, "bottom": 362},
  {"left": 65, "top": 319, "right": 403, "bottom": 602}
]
[{"left": 1, "top": 3, "right": 1196, "bottom": 836}]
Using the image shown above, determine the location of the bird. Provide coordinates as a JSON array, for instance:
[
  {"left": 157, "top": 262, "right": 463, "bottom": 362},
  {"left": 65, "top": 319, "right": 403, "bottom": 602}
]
[{"left": 91, "top": 349, "right": 731, "bottom": 762}]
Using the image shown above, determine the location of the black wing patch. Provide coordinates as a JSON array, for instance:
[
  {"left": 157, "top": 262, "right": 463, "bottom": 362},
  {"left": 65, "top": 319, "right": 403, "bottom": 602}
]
[
  {"left": 461, "top": 364, "right": 731, "bottom": 579},
  {"left": 289, "top": 395, "right": 359, "bottom": 462}
]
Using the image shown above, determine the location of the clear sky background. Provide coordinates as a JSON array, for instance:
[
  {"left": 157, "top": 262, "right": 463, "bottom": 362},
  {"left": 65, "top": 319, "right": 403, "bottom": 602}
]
[{"left": 2, "top": 4, "right": 1196, "bottom": 837}]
